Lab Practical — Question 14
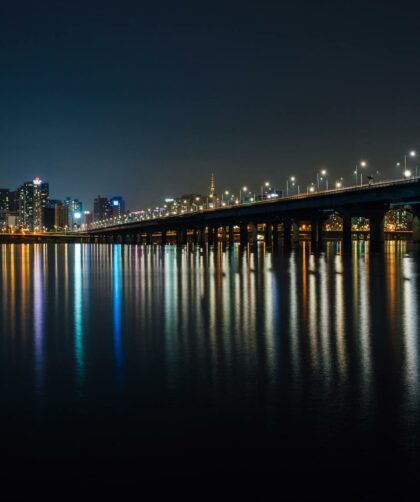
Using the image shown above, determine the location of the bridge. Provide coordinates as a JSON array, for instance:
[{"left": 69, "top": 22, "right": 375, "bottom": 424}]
[{"left": 87, "top": 178, "right": 420, "bottom": 251}]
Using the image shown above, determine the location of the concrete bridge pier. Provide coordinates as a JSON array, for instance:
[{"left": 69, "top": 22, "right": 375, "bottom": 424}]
[
  {"left": 147, "top": 233, "right": 154, "bottom": 245},
  {"left": 412, "top": 208, "right": 420, "bottom": 243},
  {"left": 311, "top": 217, "right": 322, "bottom": 252},
  {"left": 197, "top": 227, "right": 206, "bottom": 246},
  {"left": 207, "top": 226, "right": 215, "bottom": 246},
  {"left": 413, "top": 216, "right": 420, "bottom": 243},
  {"left": 249, "top": 223, "right": 258, "bottom": 246},
  {"left": 176, "top": 228, "right": 187, "bottom": 246},
  {"left": 228, "top": 225, "right": 235, "bottom": 245},
  {"left": 240, "top": 223, "right": 248, "bottom": 246},
  {"left": 283, "top": 219, "right": 292, "bottom": 249},
  {"left": 192, "top": 228, "right": 198, "bottom": 245},
  {"left": 220, "top": 227, "right": 227, "bottom": 246},
  {"left": 342, "top": 213, "right": 352, "bottom": 251},
  {"left": 368, "top": 211, "right": 385, "bottom": 252},
  {"left": 161, "top": 231, "right": 167, "bottom": 245},
  {"left": 264, "top": 223, "right": 272, "bottom": 247},
  {"left": 272, "top": 223, "right": 279, "bottom": 247}
]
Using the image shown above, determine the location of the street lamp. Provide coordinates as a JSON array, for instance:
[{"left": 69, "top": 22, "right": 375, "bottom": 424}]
[
  {"left": 239, "top": 186, "right": 248, "bottom": 203},
  {"left": 317, "top": 169, "right": 328, "bottom": 190},
  {"left": 261, "top": 181, "right": 270, "bottom": 199},
  {"left": 404, "top": 150, "right": 416, "bottom": 177},
  {"left": 354, "top": 161, "right": 367, "bottom": 185},
  {"left": 286, "top": 176, "right": 296, "bottom": 196},
  {"left": 404, "top": 169, "right": 412, "bottom": 178},
  {"left": 222, "top": 190, "right": 229, "bottom": 205}
]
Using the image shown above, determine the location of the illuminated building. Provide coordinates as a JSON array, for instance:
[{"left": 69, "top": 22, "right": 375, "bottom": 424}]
[
  {"left": 385, "top": 208, "right": 410, "bottom": 231},
  {"left": 83, "top": 211, "right": 93, "bottom": 226},
  {"left": 110, "top": 196, "right": 126, "bottom": 218},
  {"left": 64, "top": 197, "right": 83, "bottom": 228},
  {"left": 0, "top": 189, "right": 10, "bottom": 227},
  {"left": 18, "top": 177, "right": 49, "bottom": 230},
  {"left": 0, "top": 189, "right": 9, "bottom": 211}
]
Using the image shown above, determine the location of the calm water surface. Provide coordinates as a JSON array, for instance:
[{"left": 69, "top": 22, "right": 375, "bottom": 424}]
[{"left": 0, "top": 242, "right": 419, "bottom": 485}]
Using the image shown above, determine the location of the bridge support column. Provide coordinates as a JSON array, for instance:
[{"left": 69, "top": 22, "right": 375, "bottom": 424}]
[
  {"left": 176, "top": 228, "right": 187, "bottom": 246},
  {"left": 161, "top": 231, "right": 167, "bottom": 245},
  {"left": 272, "top": 223, "right": 279, "bottom": 247},
  {"left": 197, "top": 227, "right": 205, "bottom": 246},
  {"left": 368, "top": 211, "right": 385, "bottom": 252},
  {"left": 413, "top": 215, "right": 420, "bottom": 243},
  {"left": 283, "top": 219, "right": 292, "bottom": 249},
  {"left": 342, "top": 213, "right": 352, "bottom": 251},
  {"left": 229, "top": 225, "right": 235, "bottom": 245},
  {"left": 207, "top": 226, "right": 215, "bottom": 246},
  {"left": 249, "top": 223, "right": 257, "bottom": 246},
  {"left": 311, "top": 217, "right": 322, "bottom": 252},
  {"left": 264, "top": 223, "right": 272, "bottom": 247},
  {"left": 147, "top": 233, "right": 153, "bottom": 245},
  {"left": 221, "top": 227, "right": 227, "bottom": 245},
  {"left": 192, "top": 228, "right": 198, "bottom": 245},
  {"left": 239, "top": 223, "right": 248, "bottom": 246}
]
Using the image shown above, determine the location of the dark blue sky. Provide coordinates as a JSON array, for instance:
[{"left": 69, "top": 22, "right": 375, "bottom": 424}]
[{"left": 1, "top": 0, "right": 420, "bottom": 209}]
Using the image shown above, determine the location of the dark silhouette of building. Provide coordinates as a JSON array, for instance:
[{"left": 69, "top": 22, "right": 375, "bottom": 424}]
[
  {"left": 94, "top": 196, "right": 111, "bottom": 221},
  {"left": 42, "top": 207, "right": 55, "bottom": 231},
  {"left": 54, "top": 203, "right": 69, "bottom": 230}
]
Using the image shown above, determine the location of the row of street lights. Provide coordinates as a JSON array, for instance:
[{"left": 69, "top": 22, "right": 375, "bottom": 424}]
[{"left": 90, "top": 151, "right": 419, "bottom": 229}]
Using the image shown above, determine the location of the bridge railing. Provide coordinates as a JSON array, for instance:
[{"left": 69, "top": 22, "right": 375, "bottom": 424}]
[{"left": 86, "top": 176, "right": 420, "bottom": 231}]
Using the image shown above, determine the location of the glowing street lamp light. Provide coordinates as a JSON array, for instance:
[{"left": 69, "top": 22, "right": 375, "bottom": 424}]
[
  {"left": 354, "top": 160, "right": 367, "bottom": 185},
  {"left": 404, "top": 150, "right": 417, "bottom": 177},
  {"left": 404, "top": 169, "right": 412, "bottom": 178},
  {"left": 317, "top": 169, "right": 328, "bottom": 190},
  {"left": 286, "top": 176, "right": 296, "bottom": 196},
  {"left": 239, "top": 186, "right": 248, "bottom": 203},
  {"left": 261, "top": 181, "right": 271, "bottom": 199}
]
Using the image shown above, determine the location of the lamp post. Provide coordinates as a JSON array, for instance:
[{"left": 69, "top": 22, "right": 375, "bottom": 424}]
[
  {"left": 286, "top": 176, "right": 296, "bottom": 196},
  {"left": 239, "top": 186, "right": 248, "bottom": 204},
  {"left": 354, "top": 161, "right": 367, "bottom": 185},
  {"left": 261, "top": 181, "right": 270, "bottom": 200},
  {"left": 222, "top": 190, "right": 229, "bottom": 205},
  {"left": 404, "top": 150, "right": 416, "bottom": 178},
  {"left": 317, "top": 169, "right": 328, "bottom": 190}
]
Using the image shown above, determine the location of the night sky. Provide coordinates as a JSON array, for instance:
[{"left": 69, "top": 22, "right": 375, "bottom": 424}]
[{"left": 1, "top": 0, "right": 420, "bottom": 210}]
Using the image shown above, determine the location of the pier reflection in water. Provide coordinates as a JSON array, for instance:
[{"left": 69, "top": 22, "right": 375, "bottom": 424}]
[{"left": 0, "top": 241, "right": 419, "bottom": 478}]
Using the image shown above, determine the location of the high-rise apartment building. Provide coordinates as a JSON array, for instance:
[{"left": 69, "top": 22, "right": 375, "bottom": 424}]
[
  {"left": 64, "top": 197, "right": 83, "bottom": 228},
  {"left": 110, "top": 196, "right": 126, "bottom": 219},
  {"left": 18, "top": 177, "right": 49, "bottom": 230},
  {"left": 54, "top": 203, "right": 69, "bottom": 230},
  {"left": 0, "top": 189, "right": 10, "bottom": 211},
  {"left": 93, "top": 196, "right": 111, "bottom": 221}
]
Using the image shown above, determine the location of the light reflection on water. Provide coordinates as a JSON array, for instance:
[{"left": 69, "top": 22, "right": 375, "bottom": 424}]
[{"left": 0, "top": 241, "right": 419, "bottom": 470}]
